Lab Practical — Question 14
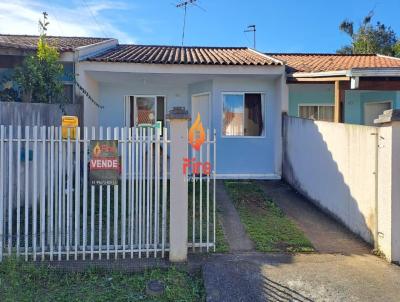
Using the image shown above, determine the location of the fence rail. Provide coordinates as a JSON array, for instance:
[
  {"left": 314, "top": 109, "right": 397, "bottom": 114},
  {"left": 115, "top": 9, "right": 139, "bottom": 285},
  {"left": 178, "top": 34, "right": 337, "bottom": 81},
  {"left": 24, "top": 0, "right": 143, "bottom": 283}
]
[{"left": 0, "top": 125, "right": 170, "bottom": 261}]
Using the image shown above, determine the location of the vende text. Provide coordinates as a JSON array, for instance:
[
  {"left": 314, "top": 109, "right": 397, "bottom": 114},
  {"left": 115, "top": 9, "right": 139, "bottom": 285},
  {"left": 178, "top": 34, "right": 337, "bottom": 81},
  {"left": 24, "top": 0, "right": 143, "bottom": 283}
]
[{"left": 90, "top": 159, "right": 119, "bottom": 171}]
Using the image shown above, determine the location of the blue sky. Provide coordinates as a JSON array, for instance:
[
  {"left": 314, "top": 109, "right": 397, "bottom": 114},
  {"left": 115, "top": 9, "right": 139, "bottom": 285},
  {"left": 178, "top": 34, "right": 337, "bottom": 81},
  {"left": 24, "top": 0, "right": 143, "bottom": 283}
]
[{"left": 1, "top": 0, "right": 399, "bottom": 53}]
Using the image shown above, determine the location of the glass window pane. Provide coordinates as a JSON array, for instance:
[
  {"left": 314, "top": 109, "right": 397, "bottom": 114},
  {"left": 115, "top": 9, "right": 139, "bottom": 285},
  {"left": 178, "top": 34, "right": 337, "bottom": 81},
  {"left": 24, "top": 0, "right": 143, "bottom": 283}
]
[
  {"left": 244, "top": 93, "right": 263, "bottom": 136},
  {"left": 318, "top": 106, "right": 334, "bottom": 121},
  {"left": 136, "top": 97, "right": 155, "bottom": 125},
  {"left": 223, "top": 94, "right": 244, "bottom": 136},
  {"left": 299, "top": 106, "right": 318, "bottom": 120}
]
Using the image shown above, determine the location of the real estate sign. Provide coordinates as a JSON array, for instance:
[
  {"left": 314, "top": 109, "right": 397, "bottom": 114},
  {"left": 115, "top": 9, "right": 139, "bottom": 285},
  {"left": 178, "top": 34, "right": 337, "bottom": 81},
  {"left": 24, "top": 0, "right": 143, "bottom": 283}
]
[{"left": 89, "top": 140, "right": 120, "bottom": 185}]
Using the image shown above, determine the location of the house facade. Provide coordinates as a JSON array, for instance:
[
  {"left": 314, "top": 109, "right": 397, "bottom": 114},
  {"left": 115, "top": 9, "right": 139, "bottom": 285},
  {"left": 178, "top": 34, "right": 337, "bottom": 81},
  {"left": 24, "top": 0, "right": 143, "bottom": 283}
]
[
  {"left": 77, "top": 45, "right": 286, "bottom": 179},
  {"left": 269, "top": 53, "right": 400, "bottom": 125}
]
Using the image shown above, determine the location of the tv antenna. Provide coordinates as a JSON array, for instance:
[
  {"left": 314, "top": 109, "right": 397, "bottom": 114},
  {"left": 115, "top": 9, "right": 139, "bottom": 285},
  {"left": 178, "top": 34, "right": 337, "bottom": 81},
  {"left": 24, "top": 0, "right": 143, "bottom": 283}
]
[
  {"left": 244, "top": 25, "right": 256, "bottom": 49},
  {"left": 176, "top": 0, "right": 205, "bottom": 46}
]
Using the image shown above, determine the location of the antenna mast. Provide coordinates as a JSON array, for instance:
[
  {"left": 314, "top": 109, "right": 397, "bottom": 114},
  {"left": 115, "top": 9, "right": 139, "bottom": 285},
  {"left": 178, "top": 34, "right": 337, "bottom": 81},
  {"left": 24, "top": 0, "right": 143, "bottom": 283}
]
[
  {"left": 244, "top": 25, "right": 256, "bottom": 49},
  {"left": 176, "top": 0, "right": 199, "bottom": 46}
]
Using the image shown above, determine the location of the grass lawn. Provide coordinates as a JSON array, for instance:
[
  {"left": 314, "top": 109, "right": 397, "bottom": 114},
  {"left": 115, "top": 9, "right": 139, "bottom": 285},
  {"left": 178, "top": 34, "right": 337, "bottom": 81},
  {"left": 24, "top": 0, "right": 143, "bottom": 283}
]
[
  {"left": 224, "top": 180, "right": 314, "bottom": 253},
  {"left": 0, "top": 258, "right": 205, "bottom": 302}
]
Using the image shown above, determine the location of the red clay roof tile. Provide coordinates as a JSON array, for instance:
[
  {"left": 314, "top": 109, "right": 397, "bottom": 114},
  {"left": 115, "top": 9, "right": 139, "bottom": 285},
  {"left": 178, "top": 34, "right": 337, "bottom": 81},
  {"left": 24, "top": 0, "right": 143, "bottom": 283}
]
[
  {"left": 268, "top": 53, "right": 400, "bottom": 73},
  {"left": 0, "top": 34, "right": 112, "bottom": 52}
]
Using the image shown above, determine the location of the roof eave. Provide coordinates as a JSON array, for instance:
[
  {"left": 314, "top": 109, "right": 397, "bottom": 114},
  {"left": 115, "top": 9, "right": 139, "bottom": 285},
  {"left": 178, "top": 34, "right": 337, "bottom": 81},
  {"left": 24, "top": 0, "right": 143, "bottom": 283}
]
[{"left": 349, "top": 68, "right": 400, "bottom": 77}]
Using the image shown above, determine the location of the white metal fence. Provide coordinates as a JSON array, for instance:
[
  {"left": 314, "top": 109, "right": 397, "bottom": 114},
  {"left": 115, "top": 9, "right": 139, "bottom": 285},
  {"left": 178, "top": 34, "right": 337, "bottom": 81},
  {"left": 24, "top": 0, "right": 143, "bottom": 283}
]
[
  {"left": 0, "top": 124, "right": 217, "bottom": 262},
  {"left": 0, "top": 125, "right": 170, "bottom": 261},
  {"left": 188, "top": 130, "right": 217, "bottom": 252}
]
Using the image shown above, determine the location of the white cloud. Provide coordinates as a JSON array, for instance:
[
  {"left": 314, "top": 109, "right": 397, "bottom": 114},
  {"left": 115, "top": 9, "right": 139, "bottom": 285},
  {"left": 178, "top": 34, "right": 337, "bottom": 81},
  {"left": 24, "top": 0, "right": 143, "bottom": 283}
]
[{"left": 0, "top": 0, "right": 136, "bottom": 43}]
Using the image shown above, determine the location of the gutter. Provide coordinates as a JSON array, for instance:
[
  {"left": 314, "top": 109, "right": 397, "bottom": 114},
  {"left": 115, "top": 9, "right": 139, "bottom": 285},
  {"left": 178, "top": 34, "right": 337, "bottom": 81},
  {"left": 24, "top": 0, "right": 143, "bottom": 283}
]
[
  {"left": 348, "top": 68, "right": 400, "bottom": 77},
  {"left": 289, "top": 70, "right": 348, "bottom": 78}
]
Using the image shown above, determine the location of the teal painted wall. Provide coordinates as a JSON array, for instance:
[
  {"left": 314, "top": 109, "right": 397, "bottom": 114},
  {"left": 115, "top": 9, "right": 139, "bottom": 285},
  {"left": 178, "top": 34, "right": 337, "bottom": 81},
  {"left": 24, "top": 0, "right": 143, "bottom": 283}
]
[
  {"left": 344, "top": 90, "right": 400, "bottom": 124},
  {"left": 288, "top": 84, "right": 334, "bottom": 116}
]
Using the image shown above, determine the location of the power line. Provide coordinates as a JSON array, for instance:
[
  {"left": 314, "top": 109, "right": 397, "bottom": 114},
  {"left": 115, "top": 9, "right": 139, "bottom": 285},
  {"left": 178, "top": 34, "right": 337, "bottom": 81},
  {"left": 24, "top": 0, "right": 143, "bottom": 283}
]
[{"left": 80, "top": 0, "right": 109, "bottom": 37}]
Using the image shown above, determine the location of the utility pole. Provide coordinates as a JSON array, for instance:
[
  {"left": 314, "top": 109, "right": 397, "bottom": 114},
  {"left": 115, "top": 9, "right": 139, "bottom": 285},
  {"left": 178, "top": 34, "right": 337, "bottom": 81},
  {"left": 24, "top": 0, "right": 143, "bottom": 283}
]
[
  {"left": 176, "top": 0, "right": 205, "bottom": 46},
  {"left": 244, "top": 25, "right": 256, "bottom": 49}
]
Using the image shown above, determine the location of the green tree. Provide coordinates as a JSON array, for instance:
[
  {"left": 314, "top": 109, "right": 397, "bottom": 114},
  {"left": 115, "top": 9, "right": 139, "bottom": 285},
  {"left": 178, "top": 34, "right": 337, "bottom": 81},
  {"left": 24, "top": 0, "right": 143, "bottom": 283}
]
[
  {"left": 13, "top": 12, "right": 64, "bottom": 103},
  {"left": 337, "top": 11, "right": 399, "bottom": 56}
]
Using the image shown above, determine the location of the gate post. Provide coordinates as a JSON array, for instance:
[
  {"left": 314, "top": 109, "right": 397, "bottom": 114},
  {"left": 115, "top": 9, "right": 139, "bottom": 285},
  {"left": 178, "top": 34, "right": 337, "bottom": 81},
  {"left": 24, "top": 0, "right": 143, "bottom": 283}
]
[{"left": 167, "top": 107, "right": 190, "bottom": 262}]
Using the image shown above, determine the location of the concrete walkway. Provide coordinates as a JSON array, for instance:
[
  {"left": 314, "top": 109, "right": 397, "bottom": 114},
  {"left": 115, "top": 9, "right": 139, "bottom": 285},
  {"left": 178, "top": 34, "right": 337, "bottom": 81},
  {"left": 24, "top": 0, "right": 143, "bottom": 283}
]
[
  {"left": 216, "top": 180, "right": 254, "bottom": 252},
  {"left": 257, "top": 180, "right": 371, "bottom": 254}
]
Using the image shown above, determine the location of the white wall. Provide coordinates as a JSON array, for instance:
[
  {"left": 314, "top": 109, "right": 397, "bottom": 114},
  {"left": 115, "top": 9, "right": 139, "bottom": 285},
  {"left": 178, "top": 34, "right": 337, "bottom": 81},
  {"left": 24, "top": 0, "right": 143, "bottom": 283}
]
[{"left": 283, "top": 116, "right": 377, "bottom": 244}]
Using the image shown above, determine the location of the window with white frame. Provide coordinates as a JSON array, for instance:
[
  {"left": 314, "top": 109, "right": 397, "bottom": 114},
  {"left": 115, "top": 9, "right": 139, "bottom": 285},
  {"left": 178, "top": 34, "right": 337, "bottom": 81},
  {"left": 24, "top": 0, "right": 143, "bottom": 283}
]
[
  {"left": 298, "top": 104, "right": 334, "bottom": 122},
  {"left": 222, "top": 93, "right": 264, "bottom": 136},
  {"left": 129, "top": 96, "right": 165, "bottom": 127}
]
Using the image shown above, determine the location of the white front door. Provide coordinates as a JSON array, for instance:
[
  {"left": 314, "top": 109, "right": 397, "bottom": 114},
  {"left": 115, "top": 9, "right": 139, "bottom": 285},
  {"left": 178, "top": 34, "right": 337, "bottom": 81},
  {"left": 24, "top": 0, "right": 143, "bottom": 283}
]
[
  {"left": 364, "top": 101, "right": 392, "bottom": 126},
  {"left": 191, "top": 93, "right": 210, "bottom": 160},
  {"left": 191, "top": 93, "right": 210, "bottom": 130}
]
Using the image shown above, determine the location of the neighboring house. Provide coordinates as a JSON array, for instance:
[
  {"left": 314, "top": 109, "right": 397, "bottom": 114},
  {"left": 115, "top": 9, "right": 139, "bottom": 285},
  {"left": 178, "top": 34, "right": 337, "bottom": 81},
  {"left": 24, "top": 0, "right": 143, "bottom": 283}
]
[
  {"left": 0, "top": 34, "right": 118, "bottom": 103},
  {"left": 269, "top": 53, "right": 400, "bottom": 125}
]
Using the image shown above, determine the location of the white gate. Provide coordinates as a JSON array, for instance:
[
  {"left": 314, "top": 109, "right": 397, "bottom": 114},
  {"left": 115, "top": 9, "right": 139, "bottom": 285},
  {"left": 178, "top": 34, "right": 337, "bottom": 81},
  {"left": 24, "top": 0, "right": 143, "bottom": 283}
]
[
  {"left": 187, "top": 129, "right": 217, "bottom": 252},
  {"left": 0, "top": 125, "right": 169, "bottom": 261}
]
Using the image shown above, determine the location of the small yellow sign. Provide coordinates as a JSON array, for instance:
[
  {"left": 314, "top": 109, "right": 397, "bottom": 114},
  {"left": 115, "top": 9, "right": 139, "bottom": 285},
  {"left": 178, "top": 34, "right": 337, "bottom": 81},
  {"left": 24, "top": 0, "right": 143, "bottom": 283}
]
[{"left": 62, "top": 116, "right": 78, "bottom": 139}]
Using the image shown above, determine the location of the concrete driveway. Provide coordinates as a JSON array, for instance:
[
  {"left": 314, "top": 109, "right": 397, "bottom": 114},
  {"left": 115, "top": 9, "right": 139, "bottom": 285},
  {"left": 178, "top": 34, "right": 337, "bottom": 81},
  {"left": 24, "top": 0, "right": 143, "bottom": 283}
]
[
  {"left": 203, "top": 252, "right": 400, "bottom": 302},
  {"left": 203, "top": 180, "right": 400, "bottom": 302}
]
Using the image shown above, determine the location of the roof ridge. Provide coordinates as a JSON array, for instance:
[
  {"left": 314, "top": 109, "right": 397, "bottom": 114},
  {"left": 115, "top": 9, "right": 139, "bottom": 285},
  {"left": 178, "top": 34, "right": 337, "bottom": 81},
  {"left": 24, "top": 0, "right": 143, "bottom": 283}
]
[
  {"left": 266, "top": 52, "right": 378, "bottom": 56},
  {"left": 247, "top": 48, "right": 284, "bottom": 65},
  {"left": 0, "top": 33, "right": 110, "bottom": 40},
  {"left": 118, "top": 44, "right": 248, "bottom": 49}
]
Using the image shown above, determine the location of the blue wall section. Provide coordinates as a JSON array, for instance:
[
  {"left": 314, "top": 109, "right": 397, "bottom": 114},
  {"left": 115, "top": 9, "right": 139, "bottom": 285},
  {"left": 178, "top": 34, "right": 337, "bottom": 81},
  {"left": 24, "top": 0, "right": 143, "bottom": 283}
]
[
  {"left": 287, "top": 84, "right": 400, "bottom": 125},
  {"left": 96, "top": 76, "right": 282, "bottom": 178},
  {"left": 212, "top": 77, "right": 280, "bottom": 178},
  {"left": 288, "top": 84, "right": 334, "bottom": 116},
  {"left": 344, "top": 90, "right": 400, "bottom": 124}
]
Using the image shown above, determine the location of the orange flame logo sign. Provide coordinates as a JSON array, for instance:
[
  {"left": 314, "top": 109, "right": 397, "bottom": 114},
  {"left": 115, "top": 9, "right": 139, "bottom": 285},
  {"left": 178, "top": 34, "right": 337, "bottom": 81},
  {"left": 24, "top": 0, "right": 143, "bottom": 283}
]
[
  {"left": 189, "top": 113, "right": 205, "bottom": 151},
  {"left": 93, "top": 142, "right": 101, "bottom": 157}
]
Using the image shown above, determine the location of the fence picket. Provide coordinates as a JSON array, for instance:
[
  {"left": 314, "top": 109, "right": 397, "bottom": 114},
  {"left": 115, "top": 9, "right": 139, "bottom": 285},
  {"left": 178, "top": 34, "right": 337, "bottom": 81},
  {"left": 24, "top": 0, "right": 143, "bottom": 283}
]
[
  {"left": 32, "top": 126, "right": 38, "bottom": 261},
  {"left": 41, "top": 126, "right": 46, "bottom": 261},
  {"left": 8, "top": 126, "right": 13, "bottom": 256},
  {"left": 98, "top": 127, "right": 103, "bottom": 260},
  {"left": 113, "top": 127, "right": 119, "bottom": 260},
  {"left": 0, "top": 126, "right": 4, "bottom": 261},
  {"left": 16, "top": 126, "right": 21, "bottom": 256},
  {"left": 74, "top": 127, "right": 81, "bottom": 260},
  {"left": 24, "top": 126, "right": 29, "bottom": 261},
  {"left": 83, "top": 127, "right": 88, "bottom": 260},
  {"left": 50, "top": 127, "right": 54, "bottom": 260},
  {"left": 162, "top": 128, "right": 167, "bottom": 258},
  {"left": 57, "top": 127, "right": 63, "bottom": 261},
  {"left": 121, "top": 127, "right": 127, "bottom": 259},
  {"left": 90, "top": 127, "right": 95, "bottom": 260}
]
